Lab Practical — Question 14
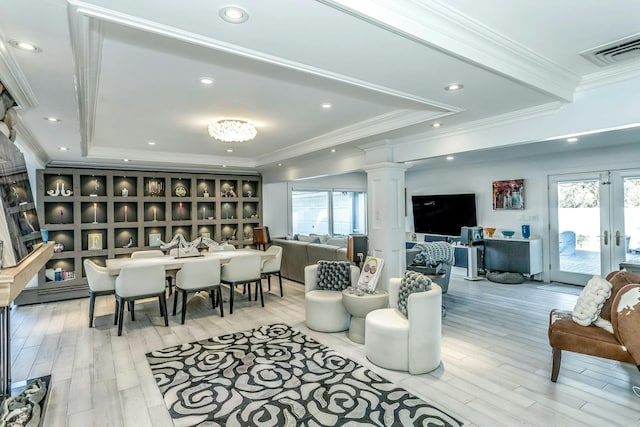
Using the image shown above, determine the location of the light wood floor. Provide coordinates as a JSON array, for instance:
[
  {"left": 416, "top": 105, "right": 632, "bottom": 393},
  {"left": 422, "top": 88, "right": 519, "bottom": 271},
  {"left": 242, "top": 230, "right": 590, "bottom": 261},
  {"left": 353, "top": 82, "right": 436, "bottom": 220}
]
[{"left": 8, "top": 271, "right": 640, "bottom": 426}]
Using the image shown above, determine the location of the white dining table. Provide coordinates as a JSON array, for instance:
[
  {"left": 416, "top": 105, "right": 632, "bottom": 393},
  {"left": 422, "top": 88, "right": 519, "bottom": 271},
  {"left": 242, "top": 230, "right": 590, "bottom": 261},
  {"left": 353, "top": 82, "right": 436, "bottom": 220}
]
[{"left": 105, "top": 249, "right": 272, "bottom": 276}]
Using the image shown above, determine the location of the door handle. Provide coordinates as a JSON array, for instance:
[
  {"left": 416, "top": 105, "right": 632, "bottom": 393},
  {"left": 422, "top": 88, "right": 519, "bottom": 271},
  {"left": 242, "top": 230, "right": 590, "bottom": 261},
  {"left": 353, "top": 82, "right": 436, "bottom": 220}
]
[
  {"left": 603, "top": 230, "right": 608, "bottom": 245},
  {"left": 616, "top": 230, "right": 621, "bottom": 246}
]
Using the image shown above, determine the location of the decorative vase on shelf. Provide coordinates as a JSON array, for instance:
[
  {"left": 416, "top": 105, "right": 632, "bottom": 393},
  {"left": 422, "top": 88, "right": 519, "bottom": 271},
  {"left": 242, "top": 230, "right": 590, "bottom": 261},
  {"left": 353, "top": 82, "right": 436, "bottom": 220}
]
[{"left": 122, "top": 187, "right": 128, "bottom": 197}]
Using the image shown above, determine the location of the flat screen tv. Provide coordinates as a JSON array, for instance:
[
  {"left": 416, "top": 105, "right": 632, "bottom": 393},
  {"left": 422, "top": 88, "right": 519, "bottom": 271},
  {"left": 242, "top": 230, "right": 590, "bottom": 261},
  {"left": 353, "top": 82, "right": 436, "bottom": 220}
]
[{"left": 412, "top": 193, "right": 477, "bottom": 236}]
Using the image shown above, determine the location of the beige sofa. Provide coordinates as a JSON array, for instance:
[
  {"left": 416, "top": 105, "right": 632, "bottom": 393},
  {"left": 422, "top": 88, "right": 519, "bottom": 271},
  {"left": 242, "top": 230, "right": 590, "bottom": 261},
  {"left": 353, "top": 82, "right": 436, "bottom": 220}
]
[{"left": 271, "top": 238, "right": 349, "bottom": 283}]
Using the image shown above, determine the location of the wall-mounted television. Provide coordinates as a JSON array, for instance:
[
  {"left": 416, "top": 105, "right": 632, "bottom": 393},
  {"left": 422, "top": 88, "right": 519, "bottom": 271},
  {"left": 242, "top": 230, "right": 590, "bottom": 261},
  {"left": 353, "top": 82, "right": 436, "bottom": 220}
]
[{"left": 412, "top": 193, "right": 477, "bottom": 237}]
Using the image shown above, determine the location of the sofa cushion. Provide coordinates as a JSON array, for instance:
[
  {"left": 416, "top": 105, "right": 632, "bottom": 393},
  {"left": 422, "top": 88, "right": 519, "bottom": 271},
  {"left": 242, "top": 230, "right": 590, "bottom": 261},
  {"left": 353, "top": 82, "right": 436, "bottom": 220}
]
[
  {"left": 572, "top": 275, "right": 612, "bottom": 327},
  {"left": 315, "top": 260, "right": 352, "bottom": 291},
  {"left": 326, "top": 237, "right": 347, "bottom": 248},
  {"left": 397, "top": 271, "right": 431, "bottom": 317}
]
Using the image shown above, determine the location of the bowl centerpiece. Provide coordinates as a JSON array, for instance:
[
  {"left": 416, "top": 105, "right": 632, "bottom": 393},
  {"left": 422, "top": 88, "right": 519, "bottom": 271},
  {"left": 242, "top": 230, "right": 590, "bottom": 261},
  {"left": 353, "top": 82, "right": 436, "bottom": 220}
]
[{"left": 501, "top": 230, "right": 515, "bottom": 238}]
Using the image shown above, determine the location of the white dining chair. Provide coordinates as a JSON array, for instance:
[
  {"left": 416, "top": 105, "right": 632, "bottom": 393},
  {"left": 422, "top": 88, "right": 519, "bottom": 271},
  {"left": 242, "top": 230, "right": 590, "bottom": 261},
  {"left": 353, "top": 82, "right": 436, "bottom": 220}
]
[
  {"left": 261, "top": 245, "right": 284, "bottom": 297},
  {"left": 173, "top": 258, "right": 223, "bottom": 324},
  {"left": 84, "top": 259, "right": 117, "bottom": 328},
  {"left": 115, "top": 264, "right": 168, "bottom": 336},
  {"left": 220, "top": 253, "right": 262, "bottom": 314},
  {"left": 131, "top": 249, "right": 173, "bottom": 295}
]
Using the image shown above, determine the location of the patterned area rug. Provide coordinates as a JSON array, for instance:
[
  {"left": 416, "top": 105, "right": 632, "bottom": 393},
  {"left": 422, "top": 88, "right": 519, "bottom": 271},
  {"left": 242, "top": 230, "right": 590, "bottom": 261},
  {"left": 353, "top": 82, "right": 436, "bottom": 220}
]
[{"left": 146, "top": 323, "right": 463, "bottom": 427}]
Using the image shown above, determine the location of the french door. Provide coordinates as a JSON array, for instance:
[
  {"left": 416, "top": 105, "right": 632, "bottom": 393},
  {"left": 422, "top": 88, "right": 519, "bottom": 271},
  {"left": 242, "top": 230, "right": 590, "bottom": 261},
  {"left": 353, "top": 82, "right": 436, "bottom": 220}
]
[{"left": 549, "top": 169, "right": 640, "bottom": 285}]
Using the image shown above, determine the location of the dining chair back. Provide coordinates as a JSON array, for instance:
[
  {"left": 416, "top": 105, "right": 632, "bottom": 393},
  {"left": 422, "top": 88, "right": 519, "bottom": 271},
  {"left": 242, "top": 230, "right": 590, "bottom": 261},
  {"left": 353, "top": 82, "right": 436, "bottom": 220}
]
[
  {"left": 84, "top": 259, "right": 117, "bottom": 328},
  {"left": 261, "top": 245, "right": 284, "bottom": 297},
  {"left": 131, "top": 249, "right": 173, "bottom": 294},
  {"left": 220, "top": 253, "right": 262, "bottom": 314},
  {"left": 131, "top": 249, "right": 164, "bottom": 259},
  {"left": 115, "top": 263, "right": 168, "bottom": 336},
  {"left": 173, "top": 258, "right": 223, "bottom": 323}
]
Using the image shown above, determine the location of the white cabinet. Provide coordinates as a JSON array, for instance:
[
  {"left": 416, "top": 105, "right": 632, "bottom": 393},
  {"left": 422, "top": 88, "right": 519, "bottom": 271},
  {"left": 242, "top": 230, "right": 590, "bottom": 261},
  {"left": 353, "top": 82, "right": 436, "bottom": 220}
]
[{"left": 484, "top": 237, "right": 543, "bottom": 275}]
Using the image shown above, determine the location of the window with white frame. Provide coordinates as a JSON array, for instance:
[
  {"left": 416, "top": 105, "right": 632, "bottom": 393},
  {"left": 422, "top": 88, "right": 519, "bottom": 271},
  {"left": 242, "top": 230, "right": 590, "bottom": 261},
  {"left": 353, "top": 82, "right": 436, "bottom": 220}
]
[{"left": 292, "top": 190, "right": 366, "bottom": 236}]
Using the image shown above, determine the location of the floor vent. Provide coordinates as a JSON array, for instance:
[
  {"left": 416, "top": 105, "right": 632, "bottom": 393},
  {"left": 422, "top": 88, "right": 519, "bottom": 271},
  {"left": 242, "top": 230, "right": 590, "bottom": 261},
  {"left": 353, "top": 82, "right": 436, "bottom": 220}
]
[{"left": 580, "top": 33, "right": 640, "bottom": 66}]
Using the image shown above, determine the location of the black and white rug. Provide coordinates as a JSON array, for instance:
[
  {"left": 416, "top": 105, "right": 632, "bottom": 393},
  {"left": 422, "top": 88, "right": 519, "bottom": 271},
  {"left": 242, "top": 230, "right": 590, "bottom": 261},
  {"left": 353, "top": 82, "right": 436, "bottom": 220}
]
[{"left": 146, "top": 323, "right": 463, "bottom": 427}]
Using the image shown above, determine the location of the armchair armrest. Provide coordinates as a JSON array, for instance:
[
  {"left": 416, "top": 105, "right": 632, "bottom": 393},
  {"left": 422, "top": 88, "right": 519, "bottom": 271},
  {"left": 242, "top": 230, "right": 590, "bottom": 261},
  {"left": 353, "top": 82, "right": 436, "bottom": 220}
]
[
  {"left": 304, "top": 264, "right": 319, "bottom": 293},
  {"left": 407, "top": 283, "right": 442, "bottom": 374}
]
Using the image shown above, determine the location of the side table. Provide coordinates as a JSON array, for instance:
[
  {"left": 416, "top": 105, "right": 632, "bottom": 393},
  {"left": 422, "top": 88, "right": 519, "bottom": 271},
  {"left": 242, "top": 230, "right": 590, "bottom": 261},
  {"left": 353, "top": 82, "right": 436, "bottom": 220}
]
[{"left": 342, "top": 289, "right": 388, "bottom": 344}]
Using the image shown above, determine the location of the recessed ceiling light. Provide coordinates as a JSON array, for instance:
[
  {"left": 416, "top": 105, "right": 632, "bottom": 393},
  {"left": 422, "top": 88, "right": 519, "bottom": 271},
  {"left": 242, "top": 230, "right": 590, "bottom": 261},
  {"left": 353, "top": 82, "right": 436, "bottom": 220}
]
[
  {"left": 148, "top": 141, "right": 156, "bottom": 145},
  {"left": 222, "top": 165, "right": 227, "bottom": 168},
  {"left": 446, "top": 156, "right": 455, "bottom": 161},
  {"left": 200, "top": 77, "right": 215, "bottom": 85},
  {"left": 123, "top": 159, "right": 129, "bottom": 162},
  {"left": 432, "top": 122, "right": 441, "bottom": 128},
  {"left": 330, "top": 149, "right": 336, "bottom": 153},
  {"left": 9, "top": 39, "right": 42, "bottom": 52},
  {"left": 277, "top": 163, "right": 283, "bottom": 167},
  {"left": 59, "top": 146, "right": 69, "bottom": 151},
  {"left": 321, "top": 103, "right": 332, "bottom": 109},
  {"left": 226, "top": 149, "right": 233, "bottom": 153},
  {"left": 219, "top": 6, "right": 249, "bottom": 23},
  {"left": 444, "top": 83, "right": 464, "bottom": 91},
  {"left": 44, "top": 117, "right": 61, "bottom": 122},
  {"left": 567, "top": 137, "right": 579, "bottom": 143}
]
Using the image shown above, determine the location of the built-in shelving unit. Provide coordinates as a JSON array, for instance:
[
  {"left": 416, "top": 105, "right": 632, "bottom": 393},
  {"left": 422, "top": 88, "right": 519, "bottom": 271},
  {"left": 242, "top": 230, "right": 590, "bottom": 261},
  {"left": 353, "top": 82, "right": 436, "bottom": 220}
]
[{"left": 15, "top": 168, "right": 262, "bottom": 304}]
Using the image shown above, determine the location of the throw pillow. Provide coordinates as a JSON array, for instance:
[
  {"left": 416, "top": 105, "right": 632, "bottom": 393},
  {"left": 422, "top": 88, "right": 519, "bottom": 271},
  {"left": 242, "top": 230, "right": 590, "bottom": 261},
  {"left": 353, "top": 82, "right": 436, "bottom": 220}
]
[
  {"left": 572, "top": 275, "right": 613, "bottom": 327},
  {"left": 298, "top": 235, "right": 321, "bottom": 243},
  {"left": 397, "top": 271, "right": 432, "bottom": 317},
  {"left": 310, "top": 233, "right": 330, "bottom": 244},
  {"left": 315, "top": 261, "right": 352, "bottom": 291}
]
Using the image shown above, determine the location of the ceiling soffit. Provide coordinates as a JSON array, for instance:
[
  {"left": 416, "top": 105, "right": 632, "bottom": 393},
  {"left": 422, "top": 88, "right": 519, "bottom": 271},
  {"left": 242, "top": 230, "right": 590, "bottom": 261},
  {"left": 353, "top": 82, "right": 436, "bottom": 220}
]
[
  {"left": 67, "top": 1, "right": 458, "bottom": 166},
  {"left": 321, "top": 0, "right": 579, "bottom": 101}
]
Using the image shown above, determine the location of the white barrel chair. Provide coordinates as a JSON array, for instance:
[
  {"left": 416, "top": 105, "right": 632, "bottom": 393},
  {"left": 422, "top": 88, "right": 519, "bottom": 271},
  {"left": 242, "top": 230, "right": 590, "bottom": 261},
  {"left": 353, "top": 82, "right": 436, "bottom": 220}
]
[
  {"left": 365, "top": 278, "right": 442, "bottom": 374},
  {"left": 304, "top": 263, "right": 360, "bottom": 332}
]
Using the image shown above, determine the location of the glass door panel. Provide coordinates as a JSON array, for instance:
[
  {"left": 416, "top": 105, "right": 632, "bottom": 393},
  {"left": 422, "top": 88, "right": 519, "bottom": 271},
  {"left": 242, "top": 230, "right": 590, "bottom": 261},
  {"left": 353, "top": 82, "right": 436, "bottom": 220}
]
[{"left": 549, "top": 172, "right": 609, "bottom": 284}]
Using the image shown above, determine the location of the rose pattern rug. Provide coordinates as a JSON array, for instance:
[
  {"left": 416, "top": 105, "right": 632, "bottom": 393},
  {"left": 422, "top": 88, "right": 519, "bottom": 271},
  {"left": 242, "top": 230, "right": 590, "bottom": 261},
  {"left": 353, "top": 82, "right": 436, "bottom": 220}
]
[{"left": 146, "top": 323, "right": 463, "bottom": 426}]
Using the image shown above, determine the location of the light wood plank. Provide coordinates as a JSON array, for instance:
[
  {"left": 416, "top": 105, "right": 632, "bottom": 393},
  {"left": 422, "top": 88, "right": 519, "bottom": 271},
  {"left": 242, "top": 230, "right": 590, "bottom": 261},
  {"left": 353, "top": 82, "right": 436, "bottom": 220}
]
[{"left": 8, "top": 272, "right": 640, "bottom": 426}]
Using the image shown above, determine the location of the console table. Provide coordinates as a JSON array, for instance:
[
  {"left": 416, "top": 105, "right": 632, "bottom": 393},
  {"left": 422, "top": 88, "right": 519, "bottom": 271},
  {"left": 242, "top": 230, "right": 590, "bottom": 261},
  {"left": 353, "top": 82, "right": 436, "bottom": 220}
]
[
  {"left": 0, "top": 242, "right": 54, "bottom": 398},
  {"left": 484, "top": 237, "right": 542, "bottom": 275}
]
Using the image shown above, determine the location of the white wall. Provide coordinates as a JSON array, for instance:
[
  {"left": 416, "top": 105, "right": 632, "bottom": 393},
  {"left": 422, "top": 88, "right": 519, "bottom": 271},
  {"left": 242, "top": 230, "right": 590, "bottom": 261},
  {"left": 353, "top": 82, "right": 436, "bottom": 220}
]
[
  {"left": 405, "top": 142, "right": 640, "bottom": 281},
  {"left": 263, "top": 172, "right": 367, "bottom": 237}
]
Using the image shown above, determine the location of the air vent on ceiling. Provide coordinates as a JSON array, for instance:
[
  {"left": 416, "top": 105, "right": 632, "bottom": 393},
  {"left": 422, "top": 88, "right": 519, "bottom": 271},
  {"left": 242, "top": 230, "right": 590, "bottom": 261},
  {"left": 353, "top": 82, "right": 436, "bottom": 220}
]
[{"left": 580, "top": 33, "right": 640, "bottom": 66}]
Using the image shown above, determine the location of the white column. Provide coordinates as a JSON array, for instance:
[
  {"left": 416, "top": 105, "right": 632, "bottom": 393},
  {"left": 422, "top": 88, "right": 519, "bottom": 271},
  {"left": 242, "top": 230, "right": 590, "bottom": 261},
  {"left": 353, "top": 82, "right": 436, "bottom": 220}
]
[{"left": 365, "top": 161, "right": 408, "bottom": 287}]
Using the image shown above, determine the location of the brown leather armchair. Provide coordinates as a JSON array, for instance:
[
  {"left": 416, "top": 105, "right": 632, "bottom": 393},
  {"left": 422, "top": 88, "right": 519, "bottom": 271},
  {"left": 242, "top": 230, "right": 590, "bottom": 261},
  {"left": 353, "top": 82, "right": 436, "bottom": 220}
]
[{"left": 548, "top": 270, "right": 640, "bottom": 382}]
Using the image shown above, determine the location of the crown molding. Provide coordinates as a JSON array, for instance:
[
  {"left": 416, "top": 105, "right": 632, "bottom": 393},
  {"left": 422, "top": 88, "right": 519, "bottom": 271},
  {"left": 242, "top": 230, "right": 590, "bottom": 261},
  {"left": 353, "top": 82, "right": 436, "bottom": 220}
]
[
  {"left": 394, "top": 101, "right": 564, "bottom": 149},
  {"left": 577, "top": 61, "right": 640, "bottom": 92},
  {"left": 0, "top": 29, "right": 38, "bottom": 109},
  {"left": 46, "top": 159, "right": 259, "bottom": 175},
  {"left": 13, "top": 120, "right": 49, "bottom": 167},
  {"left": 322, "top": 0, "right": 578, "bottom": 101},
  {"left": 255, "top": 109, "right": 448, "bottom": 166}
]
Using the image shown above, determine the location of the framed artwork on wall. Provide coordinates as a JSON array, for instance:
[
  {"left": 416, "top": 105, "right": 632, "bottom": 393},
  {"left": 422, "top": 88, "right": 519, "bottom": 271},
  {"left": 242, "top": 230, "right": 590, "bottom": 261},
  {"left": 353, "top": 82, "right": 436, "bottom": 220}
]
[
  {"left": 88, "top": 233, "right": 102, "bottom": 250},
  {"left": 492, "top": 179, "right": 524, "bottom": 210},
  {"left": 149, "top": 233, "right": 162, "bottom": 247}
]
